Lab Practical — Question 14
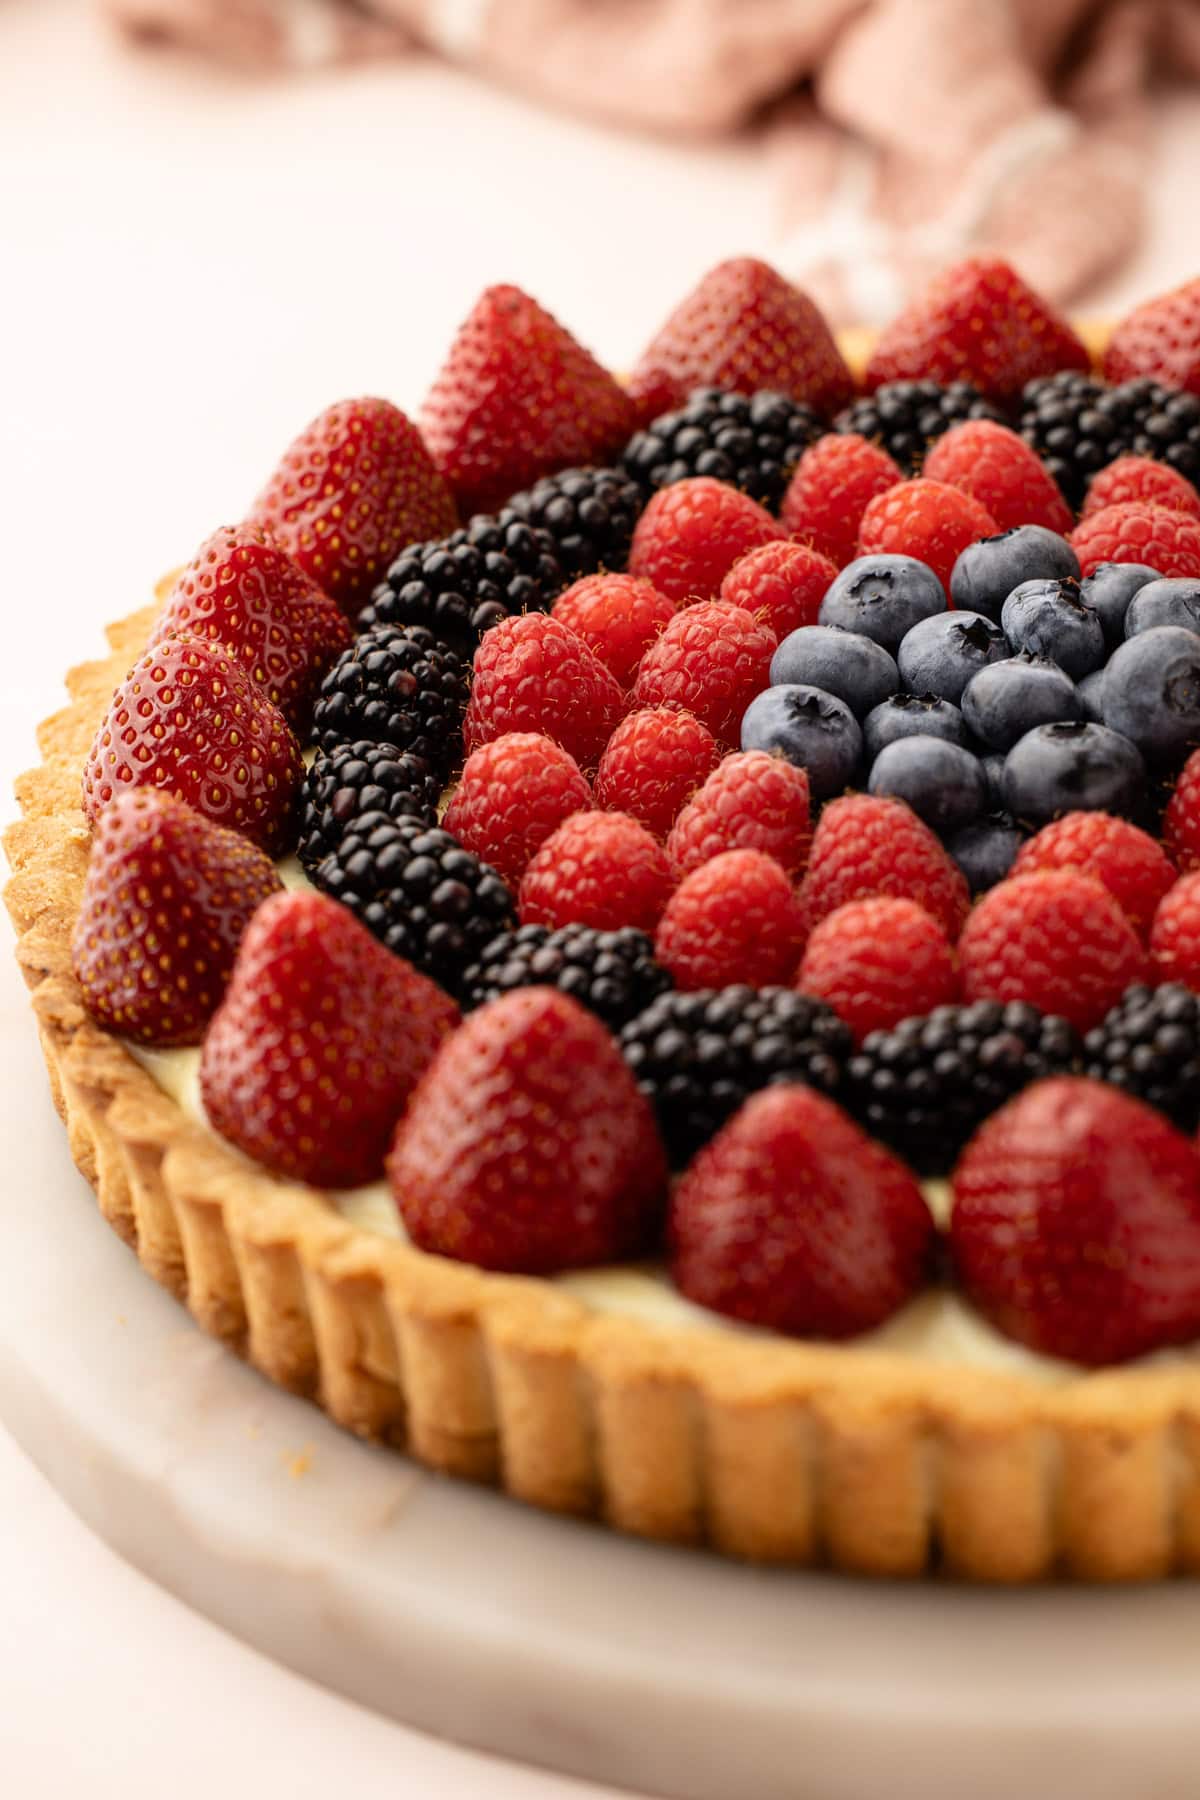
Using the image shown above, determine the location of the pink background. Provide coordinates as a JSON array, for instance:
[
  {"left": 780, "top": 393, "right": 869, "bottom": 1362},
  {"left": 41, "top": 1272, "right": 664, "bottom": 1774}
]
[{"left": 2, "top": 3, "right": 1199, "bottom": 1793}]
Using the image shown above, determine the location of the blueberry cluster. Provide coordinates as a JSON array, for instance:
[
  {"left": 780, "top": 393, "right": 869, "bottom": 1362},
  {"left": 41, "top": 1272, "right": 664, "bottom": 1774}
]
[{"left": 740, "top": 528, "right": 1200, "bottom": 888}]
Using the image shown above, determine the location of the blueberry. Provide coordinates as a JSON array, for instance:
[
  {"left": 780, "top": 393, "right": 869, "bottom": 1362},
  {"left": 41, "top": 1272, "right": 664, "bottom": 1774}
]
[
  {"left": 769, "top": 625, "right": 898, "bottom": 718},
  {"left": 947, "top": 815, "right": 1025, "bottom": 894},
  {"left": 818, "top": 553, "right": 946, "bottom": 651},
  {"left": 862, "top": 692, "right": 968, "bottom": 761},
  {"left": 1002, "top": 721, "right": 1146, "bottom": 826},
  {"left": 867, "top": 736, "right": 987, "bottom": 837},
  {"left": 1000, "top": 577, "right": 1105, "bottom": 680},
  {"left": 1125, "top": 578, "right": 1200, "bottom": 639},
  {"left": 740, "top": 683, "right": 863, "bottom": 801},
  {"left": 1078, "top": 667, "right": 1107, "bottom": 724},
  {"left": 982, "top": 753, "right": 1007, "bottom": 810},
  {"left": 1103, "top": 626, "right": 1200, "bottom": 765},
  {"left": 897, "top": 611, "right": 1009, "bottom": 704},
  {"left": 1079, "top": 561, "right": 1161, "bottom": 650},
  {"left": 950, "top": 526, "right": 1080, "bottom": 622},
  {"left": 961, "top": 653, "right": 1082, "bottom": 753}
]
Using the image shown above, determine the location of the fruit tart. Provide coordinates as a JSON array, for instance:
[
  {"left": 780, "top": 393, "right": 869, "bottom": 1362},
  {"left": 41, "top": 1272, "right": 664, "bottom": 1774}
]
[{"left": 15, "top": 260, "right": 1200, "bottom": 1584}]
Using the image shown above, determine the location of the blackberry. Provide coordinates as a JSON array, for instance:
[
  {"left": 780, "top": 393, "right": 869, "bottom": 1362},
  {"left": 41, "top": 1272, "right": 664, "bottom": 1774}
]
[
  {"left": 361, "top": 516, "right": 565, "bottom": 650},
  {"left": 621, "top": 387, "right": 823, "bottom": 511},
  {"left": 1083, "top": 983, "right": 1200, "bottom": 1131},
  {"left": 295, "top": 741, "right": 441, "bottom": 875},
  {"left": 502, "top": 466, "right": 643, "bottom": 578},
  {"left": 461, "top": 923, "right": 671, "bottom": 1031},
  {"left": 834, "top": 380, "right": 1004, "bottom": 474},
  {"left": 313, "top": 812, "right": 515, "bottom": 995},
  {"left": 1101, "top": 378, "right": 1200, "bottom": 487},
  {"left": 618, "top": 986, "right": 852, "bottom": 1167},
  {"left": 1019, "top": 373, "right": 1200, "bottom": 508},
  {"left": 848, "top": 1001, "right": 1080, "bottom": 1176},
  {"left": 311, "top": 624, "right": 469, "bottom": 777}
]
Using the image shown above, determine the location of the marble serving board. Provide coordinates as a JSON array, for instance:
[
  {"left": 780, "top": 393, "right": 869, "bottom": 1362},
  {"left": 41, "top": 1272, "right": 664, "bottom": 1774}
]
[{"left": 4, "top": 1031, "right": 1200, "bottom": 1800}]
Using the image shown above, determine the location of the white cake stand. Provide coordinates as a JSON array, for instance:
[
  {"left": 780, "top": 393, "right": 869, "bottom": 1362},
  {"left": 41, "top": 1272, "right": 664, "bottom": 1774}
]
[{"left": 3, "top": 1008, "right": 1199, "bottom": 1800}]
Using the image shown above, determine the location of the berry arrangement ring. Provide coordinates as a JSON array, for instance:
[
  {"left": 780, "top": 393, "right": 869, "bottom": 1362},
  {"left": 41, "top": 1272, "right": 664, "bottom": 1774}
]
[{"left": 14, "top": 259, "right": 1200, "bottom": 1585}]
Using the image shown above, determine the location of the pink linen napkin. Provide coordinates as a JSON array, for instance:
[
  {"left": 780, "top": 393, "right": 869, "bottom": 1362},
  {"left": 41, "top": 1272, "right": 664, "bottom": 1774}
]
[{"left": 102, "top": 0, "right": 1200, "bottom": 322}]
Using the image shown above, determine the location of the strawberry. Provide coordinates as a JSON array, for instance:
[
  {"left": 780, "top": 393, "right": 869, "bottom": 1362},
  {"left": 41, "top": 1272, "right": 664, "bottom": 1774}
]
[
  {"left": 419, "top": 284, "right": 637, "bottom": 516},
  {"left": 1102, "top": 278, "right": 1200, "bottom": 395},
  {"left": 951, "top": 1077, "right": 1200, "bottom": 1364},
  {"left": 248, "top": 396, "right": 457, "bottom": 619},
  {"left": 200, "top": 890, "right": 459, "bottom": 1188},
  {"left": 670, "top": 1085, "right": 934, "bottom": 1337},
  {"left": 71, "top": 790, "right": 282, "bottom": 1048},
  {"left": 81, "top": 637, "right": 304, "bottom": 856},
  {"left": 627, "top": 257, "right": 854, "bottom": 422},
  {"left": 388, "top": 987, "right": 668, "bottom": 1273},
  {"left": 864, "top": 258, "right": 1090, "bottom": 402},
  {"left": 149, "top": 524, "right": 352, "bottom": 732}
]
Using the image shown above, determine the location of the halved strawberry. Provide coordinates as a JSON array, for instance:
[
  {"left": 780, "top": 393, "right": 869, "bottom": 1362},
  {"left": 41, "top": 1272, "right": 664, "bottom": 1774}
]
[
  {"left": 670, "top": 1085, "right": 934, "bottom": 1337},
  {"left": 248, "top": 397, "right": 458, "bottom": 618},
  {"left": 200, "top": 890, "right": 460, "bottom": 1188},
  {"left": 388, "top": 986, "right": 667, "bottom": 1272},
  {"left": 952, "top": 1077, "right": 1200, "bottom": 1364},
  {"left": 149, "top": 524, "right": 351, "bottom": 732},
  {"left": 627, "top": 256, "right": 854, "bottom": 422},
  {"left": 81, "top": 636, "right": 304, "bottom": 855},
  {"left": 71, "top": 789, "right": 282, "bottom": 1048},
  {"left": 419, "top": 285, "right": 637, "bottom": 516},
  {"left": 1102, "top": 278, "right": 1200, "bottom": 394},
  {"left": 864, "top": 258, "right": 1090, "bottom": 401}
]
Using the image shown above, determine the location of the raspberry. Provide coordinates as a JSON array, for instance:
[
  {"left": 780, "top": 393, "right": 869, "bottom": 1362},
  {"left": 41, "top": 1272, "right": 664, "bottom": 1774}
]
[
  {"left": 801, "top": 794, "right": 971, "bottom": 942},
  {"left": 857, "top": 479, "right": 998, "bottom": 592},
  {"left": 780, "top": 433, "right": 903, "bottom": 567},
  {"left": 389, "top": 988, "right": 667, "bottom": 1274},
  {"left": 797, "top": 897, "right": 959, "bottom": 1043},
  {"left": 718, "top": 540, "right": 838, "bottom": 639},
  {"left": 654, "top": 848, "right": 807, "bottom": 990},
  {"left": 921, "top": 420, "right": 1073, "bottom": 536},
  {"left": 958, "top": 870, "right": 1149, "bottom": 1032},
  {"left": 1150, "top": 873, "right": 1200, "bottom": 988},
  {"left": 628, "top": 601, "right": 778, "bottom": 747},
  {"left": 518, "top": 810, "right": 674, "bottom": 933},
  {"left": 551, "top": 573, "right": 677, "bottom": 687},
  {"left": 1080, "top": 455, "right": 1200, "bottom": 521},
  {"left": 593, "top": 707, "right": 721, "bottom": 838},
  {"left": 1165, "top": 749, "right": 1200, "bottom": 870},
  {"left": 442, "top": 733, "right": 592, "bottom": 887},
  {"left": 463, "top": 613, "right": 625, "bottom": 770},
  {"left": 665, "top": 750, "right": 812, "bottom": 880},
  {"left": 670, "top": 1086, "right": 934, "bottom": 1337},
  {"left": 1012, "top": 813, "right": 1177, "bottom": 943},
  {"left": 626, "top": 477, "right": 784, "bottom": 606},
  {"left": 1069, "top": 503, "right": 1200, "bottom": 580},
  {"left": 951, "top": 1078, "right": 1200, "bottom": 1365}
]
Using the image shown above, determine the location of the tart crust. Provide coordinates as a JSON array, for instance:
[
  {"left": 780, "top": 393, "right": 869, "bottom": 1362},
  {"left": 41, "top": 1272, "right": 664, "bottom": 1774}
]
[{"left": 11, "top": 562, "right": 1200, "bottom": 1584}]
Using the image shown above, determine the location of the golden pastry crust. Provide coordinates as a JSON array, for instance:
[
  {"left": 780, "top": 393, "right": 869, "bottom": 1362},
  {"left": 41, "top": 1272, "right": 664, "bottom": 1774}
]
[{"left": 11, "top": 469, "right": 1200, "bottom": 1583}]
